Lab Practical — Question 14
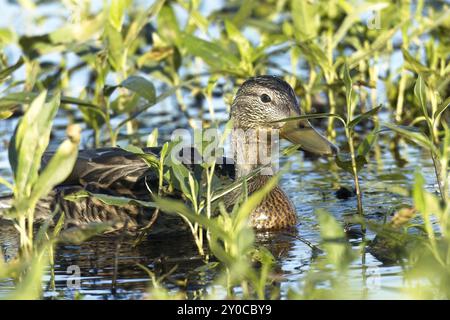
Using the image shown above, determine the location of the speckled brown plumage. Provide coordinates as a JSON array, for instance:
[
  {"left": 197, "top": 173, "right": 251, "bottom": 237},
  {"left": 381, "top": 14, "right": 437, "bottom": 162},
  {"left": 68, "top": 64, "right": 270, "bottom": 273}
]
[
  {"left": 224, "top": 175, "right": 297, "bottom": 230},
  {"left": 250, "top": 185, "right": 297, "bottom": 230}
]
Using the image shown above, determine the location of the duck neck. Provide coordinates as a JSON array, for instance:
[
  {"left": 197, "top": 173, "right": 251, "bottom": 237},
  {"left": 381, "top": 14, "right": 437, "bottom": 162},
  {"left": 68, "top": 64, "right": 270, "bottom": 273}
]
[{"left": 231, "top": 127, "right": 279, "bottom": 179}]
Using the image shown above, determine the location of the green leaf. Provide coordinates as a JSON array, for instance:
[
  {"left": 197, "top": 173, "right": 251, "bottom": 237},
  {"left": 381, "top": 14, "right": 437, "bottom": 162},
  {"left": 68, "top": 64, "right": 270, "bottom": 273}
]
[
  {"left": 0, "top": 110, "right": 14, "bottom": 120},
  {"left": 0, "top": 57, "right": 24, "bottom": 82},
  {"left": 5, "top": 248, "right": 50, "bottom": 299},
  {"left": 0, "top": 176, "right": 13, "bottom": 190},
  {"left": 58, "top": 222, "right": 115, "bottom": 244},
  {"left": 402, "top": 48, "right": 433, "bottom": 80},
  {"left": 30, "top": 132, "right": 80, "bottom": 205},
  {"left": 411, "top": 171, "right": 439, "bottom": 241},
  {"left": 225, "top": 20, "right": 253, "bottom": 63},
  {"left": 53, "top": 213, "right": 65, "bottom": 238},
  {"left": 113, "top": 82, "right": 189, "bottom": 135},
  {"left": 60, "top": 96, "right": 104, "bottom": 111},
  {"left": 0, "top": 92, "right": 105, "bottom": 119},
  {"left": 0, "top": 110, "right": 13, "bottom": 119},
  {"left": 347, "top": 24, "right": 401, "bottom": 68},
  {"left": 121, "top": 76, "right": 156, "bottom": 103},
  {"left": 0, "top": 92, "right": 99, "bottom": 108},
  {"left": 157, "top": 4, "right": 181, "bottom": 46},
  {"left": 357, "top": 124, "right": 379, "bottom": 157},
  {"left": 181, "top": 0, "right": 208, "bottom": 33},
  {"left": 343, "top": 63, "right": 352, "bottom": 99},
  {"left": 105, "top": 76, "right": 156, "bottom": 104},
  {"left": 118, "top": 145, "right": 160, "bottom": 170},
  {"left": 433, "top": 96, "right": 450, "bottom": 121},
  {"left": 167, "top": 155, "right": 197, "bottom": 204},
  {"left": 348, "top": 105, "right": 382, "bottom": 129},
  {"left": 343, "top": 63, "right": 355, "bottom": 120},
  {"left": 49, "top": 13, "right": 105, "bottom": 44},
  {"left": 9, "top": 91, "right": 59, "bottom": 199},
  {"left": 335, "top": 153, "right": 367, "bottom": 173},
  {"left": 106, "top": 22, "right": 125, "bottom": 72},
  {"left": 64, "top": 190, "right": 155, "bottom": 208},
  {"left": 315, "top": 209, "right": 354, "bottom": 271},
  {"left": 231, "top": 0, "right": 254, "bottom": 27},
  {"left": 0, "top": 92, "right": 38, "bottom": 111},
  {"left": 124, "top": 0, "right": 165, "bottom": 47},
  {"left": 297, "top": 41, "right": 333, "bottom": 75},
  {"left": 147, "top": 128, "right": 159, "bottom": 147},
  {"left": 109, "top": 0, "right": 126, "bottom": 32},
  {"left": 412, "top": 171, "right": 426, "bottom": 214},
  {"left": 154, "top": 196, "right": 226, "bottom": 238},
  {"left": 291, "top": 0, "right": 319, "bottom": 41},
  {"left": 121, "top": 144, "right": 144, "bottom": 154},
  {"left": 0, "top": 28, "right": 15, "bottom": 47},
  {"left": 414, "top": 75, "right": 428, "bottom": 118},
  {"left": 382, "top": 122, "right": 436, "bottom": 154},
  {"left": 181, "top": 34, "right": 240, "bottom": 71}
]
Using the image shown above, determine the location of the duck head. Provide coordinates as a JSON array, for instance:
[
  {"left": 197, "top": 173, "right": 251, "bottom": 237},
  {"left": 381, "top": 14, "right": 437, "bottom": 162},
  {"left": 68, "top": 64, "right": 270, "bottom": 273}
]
[{"left": 230, "top": 75, "right": 338, "bottom": 156}]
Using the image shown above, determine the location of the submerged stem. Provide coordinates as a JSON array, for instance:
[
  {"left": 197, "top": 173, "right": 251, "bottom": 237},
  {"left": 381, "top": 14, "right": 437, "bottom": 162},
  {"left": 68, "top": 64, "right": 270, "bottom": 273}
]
[
  {"left": 431, "top": 151, "right": 446, "bottom": 202},
  {"left": 327, "top": 88, "right": 337, "bottom": 139}
]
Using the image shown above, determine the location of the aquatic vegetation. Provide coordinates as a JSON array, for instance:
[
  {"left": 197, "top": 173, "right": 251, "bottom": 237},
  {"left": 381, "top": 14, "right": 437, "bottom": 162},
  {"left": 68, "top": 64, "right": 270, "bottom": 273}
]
[
  {"left": 0, "top": 0, "right": 449, "bottom": 300},
  {"left": 0, "top": 91, "right": 74, "bottom": 298}
]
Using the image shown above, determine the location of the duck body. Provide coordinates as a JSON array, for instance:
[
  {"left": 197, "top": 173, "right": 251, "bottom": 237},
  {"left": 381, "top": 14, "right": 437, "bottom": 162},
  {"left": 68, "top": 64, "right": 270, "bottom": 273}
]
[
  {"left": 36, "top": 147, "right": 158, "bottom": 232},
  {"left": 35, "top": 146, "right": 234, "bottom": 233},
  {"left": 35, "top": 146, "right": 296, "bottom": 232},
  {"left": 3, "top": 76, "right": 336, "bottom": 233}
]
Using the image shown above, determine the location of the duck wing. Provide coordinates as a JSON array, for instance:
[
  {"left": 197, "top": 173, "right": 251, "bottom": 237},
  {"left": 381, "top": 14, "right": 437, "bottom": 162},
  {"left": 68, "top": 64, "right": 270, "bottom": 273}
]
[
  {"left": 41, "top": 147, "right": 162, "bottom": 198},
  {"left": 41, "top": 146, "right": 235, "bottom": 198},
  {"left": 34, "top": 146, "right": 236, "bottom": 233}
]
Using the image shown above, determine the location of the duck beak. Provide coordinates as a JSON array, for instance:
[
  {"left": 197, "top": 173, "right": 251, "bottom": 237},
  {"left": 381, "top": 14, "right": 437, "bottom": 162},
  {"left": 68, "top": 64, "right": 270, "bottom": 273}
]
[{"left": 280, "top": 119, "right": 338, "bottom": 156}]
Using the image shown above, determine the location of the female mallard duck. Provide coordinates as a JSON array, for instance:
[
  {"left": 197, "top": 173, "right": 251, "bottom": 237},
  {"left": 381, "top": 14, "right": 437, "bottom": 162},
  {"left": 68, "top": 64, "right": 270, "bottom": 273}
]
[{"left": 31, "top": 76, "right": 336, "bottom": 233}]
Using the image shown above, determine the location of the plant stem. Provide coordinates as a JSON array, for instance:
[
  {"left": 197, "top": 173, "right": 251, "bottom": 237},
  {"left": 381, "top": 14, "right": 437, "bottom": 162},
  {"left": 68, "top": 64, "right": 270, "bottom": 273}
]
[
  {"left": 27, "top": 207, "right": 34, "bottom": 252},
  {"left": 104, "top": 99, "right": 115, "bottom": 146},
  {"left": 431, "top": 152, "right": 445, "bottom": 202},
  {"left": 305, "top": 66, "right": 316, "bottom": 113},
  {"left": 327, "top": 88, "right": 337, "bottom": 138},
  {"left": 395, "top": 70, "right": 407, "bottom": 123},
  {"left": 346, "top": 127, "right": 364, "bottom": 218},
  {"left": 326, "top": 23, "right": 336, "bottom": 139}
]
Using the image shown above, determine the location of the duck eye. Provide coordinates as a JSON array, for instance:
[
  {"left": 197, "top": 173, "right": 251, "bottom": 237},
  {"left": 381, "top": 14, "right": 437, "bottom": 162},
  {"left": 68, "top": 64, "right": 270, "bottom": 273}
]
[{"left": 260, "top": 93, "right": 271, "bottom": 103}]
